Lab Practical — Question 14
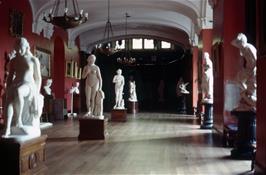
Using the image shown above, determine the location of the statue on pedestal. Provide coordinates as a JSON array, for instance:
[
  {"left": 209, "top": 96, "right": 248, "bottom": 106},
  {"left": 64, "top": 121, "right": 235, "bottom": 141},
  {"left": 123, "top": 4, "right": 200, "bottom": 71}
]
[
  {"left": 82, "top": 54, "right": 103, "bottom": 116},
  {"left": 2, "top": 37, "right": 44, "bottom": 139},
  {"left": 201, "top": 52, "right": 214, "bottom": 104},
  {"left": 230, "top": 33, "right": 257, "bottom": 159},
  {"left": 176, "top": 77, "right": 189, "bottom": 114},
  {"left": 128, "top": 79, "right": 137, "bottom": 102},
  {"left": 113, "top": 69, "right": 125, "bottom": 109},
  {"left": 68, "top": 82, "right": 80, "bottom": 118}
]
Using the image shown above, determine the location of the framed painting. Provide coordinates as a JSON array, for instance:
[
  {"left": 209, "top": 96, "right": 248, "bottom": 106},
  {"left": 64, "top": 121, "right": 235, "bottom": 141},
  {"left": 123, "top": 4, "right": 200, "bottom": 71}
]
[
  {"left": 9, "top": 9, "right": 23, "bottom": 37},
  {"left": 65, "top": 60, "right": 73, "bottom": 77},
  {"left": 35, "top": 47, "right": 51, "bottom": 77}
]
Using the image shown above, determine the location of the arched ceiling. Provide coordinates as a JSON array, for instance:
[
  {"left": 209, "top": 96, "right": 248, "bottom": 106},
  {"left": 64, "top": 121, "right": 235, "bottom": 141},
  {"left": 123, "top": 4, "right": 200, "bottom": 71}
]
[{"left": 29, "top": 0, "right": 213, "bottom": 51}]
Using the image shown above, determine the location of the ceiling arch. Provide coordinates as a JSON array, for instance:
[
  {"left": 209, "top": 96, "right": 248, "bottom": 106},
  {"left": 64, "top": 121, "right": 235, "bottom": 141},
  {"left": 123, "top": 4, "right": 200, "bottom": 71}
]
[{"left": 29, "top": 0, "right": 213, "bottom": 50}]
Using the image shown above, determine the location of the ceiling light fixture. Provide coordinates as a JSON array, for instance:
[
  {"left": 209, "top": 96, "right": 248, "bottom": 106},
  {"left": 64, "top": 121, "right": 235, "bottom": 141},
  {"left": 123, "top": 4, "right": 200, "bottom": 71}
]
[{"left": 43, "top": 0, "right": 88, "bottom": 30}]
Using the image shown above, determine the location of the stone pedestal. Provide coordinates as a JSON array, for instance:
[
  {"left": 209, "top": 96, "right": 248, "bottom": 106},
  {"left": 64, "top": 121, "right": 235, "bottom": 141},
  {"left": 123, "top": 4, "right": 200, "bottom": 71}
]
[
  {"left": 127, "top": 101, "right": 138, "bottom": 114},
  {"left": 200, "top": 103, "right": 213, "bottom": 129},
  {"left": 230, "top": 110, "right": 256, "bottom": 160},
  {"left": 0, "top": 135, "right": 48, "bottom": 175},
  {"left": 177, "top": 94, "right": 187, "bottom": 114},
  {"left": 111, "top": 109, "right": 127, "bottom": 122},
  {"left": 78, "top": 117, "right": 107, "bottom": 140}
]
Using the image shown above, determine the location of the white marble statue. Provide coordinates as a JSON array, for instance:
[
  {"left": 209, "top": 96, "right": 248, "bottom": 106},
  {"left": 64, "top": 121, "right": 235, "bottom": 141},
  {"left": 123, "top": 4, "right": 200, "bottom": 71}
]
[
  {"left": 43, "top": 78, "right": 53, "bottom": 96},
  {"left": 176, "top": 77, "right": 189, "bottom": 96},
  {"left": 82, "top": 54, "right": 103, "bottom": 116},
  {"left": 69, "top": 82, "right": 80, "bottom": 95},
  {"left": 231, "top": 33, "right": 257, "bottom": 112},
  {"left": 113, "top": 69, "right": 125, "bottom": 109},
  {"left": 2, "top": 37, "right": 44, "bottom": 139},
  {"left": 201, "top": 52, "right": 214, "bottom": 104},
  {"left": 68, "top": 82, "right": 80, "bottom": 118},
  {"left": 94, "top": 90, "right": 105, "bottom": 119},
  {"left": 128, "top": 80, "right": 138, "bottom": 102}
]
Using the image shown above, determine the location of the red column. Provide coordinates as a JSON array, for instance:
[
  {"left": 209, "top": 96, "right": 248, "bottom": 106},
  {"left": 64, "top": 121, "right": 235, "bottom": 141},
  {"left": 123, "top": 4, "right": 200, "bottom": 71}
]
[{"left": 192, "top": 47, "right": 198, "bottom": 111}]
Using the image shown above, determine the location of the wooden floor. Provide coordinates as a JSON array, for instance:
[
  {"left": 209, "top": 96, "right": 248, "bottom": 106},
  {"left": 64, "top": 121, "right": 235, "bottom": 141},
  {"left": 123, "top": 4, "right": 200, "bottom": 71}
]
[{"left": 42, "top": 113, "right": 253, "bottom": 175}]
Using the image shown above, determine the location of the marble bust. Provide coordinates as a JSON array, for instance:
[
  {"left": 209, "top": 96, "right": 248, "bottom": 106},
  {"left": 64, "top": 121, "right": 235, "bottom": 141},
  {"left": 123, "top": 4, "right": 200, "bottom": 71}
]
[
  {"left": 231, "top": 33, "right": 257, "bottom": 112},
  {"left": 128, "top": 80, "right": 138, "bottom": 102},
  {"left": 201, "top": 52, "right": 214, "bottom": 104},
  {"left": 69, "top": 82, "right": 80, "bottom": 94},
  {"left": 113, "top": 69, "right": 125, "bottom": 109},
  {"left": 43, "top": 78, "right": 53, "bottom": 96},
  {"left": 2, "top": 37, "right": 44, "bottom": 140}
]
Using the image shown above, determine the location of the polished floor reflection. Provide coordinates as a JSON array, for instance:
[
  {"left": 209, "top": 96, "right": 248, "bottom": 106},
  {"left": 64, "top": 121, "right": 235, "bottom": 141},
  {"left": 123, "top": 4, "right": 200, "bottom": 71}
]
[{"left": 42, "top": 113, "right": 252, "bottom": 175}]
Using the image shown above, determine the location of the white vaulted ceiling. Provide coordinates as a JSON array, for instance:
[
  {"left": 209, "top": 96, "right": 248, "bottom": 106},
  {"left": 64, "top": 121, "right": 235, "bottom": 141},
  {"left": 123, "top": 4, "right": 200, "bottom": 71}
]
[{"left": 29, "top": 0, "right": 213, "bottom": 51}]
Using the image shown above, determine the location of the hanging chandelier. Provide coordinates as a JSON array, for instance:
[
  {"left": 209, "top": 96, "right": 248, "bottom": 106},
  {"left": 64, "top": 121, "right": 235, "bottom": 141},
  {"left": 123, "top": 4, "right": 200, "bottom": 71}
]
[
  {"left": 117, "top": 12, "right": 136, "bottom": 66},
  {"left": 43, "top": 0, "right": 88, "bottom": 30},
  {"left": 95, "top": 0, "right": 120, "bottom": 56}
]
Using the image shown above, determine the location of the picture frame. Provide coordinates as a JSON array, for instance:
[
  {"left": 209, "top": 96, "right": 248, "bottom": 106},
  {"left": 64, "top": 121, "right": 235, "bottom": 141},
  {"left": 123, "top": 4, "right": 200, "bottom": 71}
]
[
  {"left": 65, "top": 60, "right": 73, "bottom": 77},
  {"left": 9, "top": 9, "right": 23, "bottom": 37},
  {"left": 78, "top": 68, "right": 82, "bottom": 79},
  {"left": 35, "top": 47, "right": 51, "bottom": 77}
]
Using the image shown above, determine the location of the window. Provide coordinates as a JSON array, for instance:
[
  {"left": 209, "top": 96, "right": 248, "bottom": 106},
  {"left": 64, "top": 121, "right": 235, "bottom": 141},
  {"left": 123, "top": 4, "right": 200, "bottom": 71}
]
[
  {"left": 144, "top": 39, "right": 154, "bottom": 49},
  {"left": 115, "top": 40, "right": 125, "bottom": 49},
  {"left": 132, "top": 38, "right": 143, "bottom": 49},
  {"left": 161, "top": 41, "right": 171, "bottom": 49}
]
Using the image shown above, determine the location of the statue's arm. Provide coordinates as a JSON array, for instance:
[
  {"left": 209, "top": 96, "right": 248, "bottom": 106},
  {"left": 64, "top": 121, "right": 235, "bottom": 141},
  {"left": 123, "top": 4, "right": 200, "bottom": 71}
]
[
  {"left": 6, "top": 60, "right": 15, "bottom": 89},
  {"left": 81, "top": 66, "right": 88, "bottom": 79},
  {"left": 33, "top": 56, "right": 42, "bottom": 92},
  {"left": 96, "top": 66, "right": 102, "bottom": 90}
]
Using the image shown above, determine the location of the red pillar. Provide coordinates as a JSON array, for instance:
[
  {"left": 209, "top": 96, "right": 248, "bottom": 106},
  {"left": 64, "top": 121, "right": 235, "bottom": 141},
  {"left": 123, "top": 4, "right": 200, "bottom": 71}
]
[
  {"left": 212, "top": 0, "right": 245, "bottom": 131},
  {"left": 192, "top": 47, "right": 198, "bottom": 110}
]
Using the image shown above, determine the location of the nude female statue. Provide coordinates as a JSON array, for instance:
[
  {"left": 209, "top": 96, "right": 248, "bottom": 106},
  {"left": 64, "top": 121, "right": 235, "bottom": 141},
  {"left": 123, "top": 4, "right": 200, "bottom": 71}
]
[
  {"left": 113, "top": 69, "right": 125, "bottom": 109},
  {"left": 3, "top": 37, "right": 43, "bottom": 138},
  {"left": 82, "top": 54, "right": 102, "bottom": 116}
]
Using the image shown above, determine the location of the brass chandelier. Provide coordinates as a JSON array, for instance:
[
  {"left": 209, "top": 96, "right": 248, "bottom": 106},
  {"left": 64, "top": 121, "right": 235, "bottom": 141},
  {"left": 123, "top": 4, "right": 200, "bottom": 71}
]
[
  {"left": 117, "top": 12, "right": 136, "bottom": 66},
  {"left": 43, "top": 0, "right": 88, "bottom": 29}
]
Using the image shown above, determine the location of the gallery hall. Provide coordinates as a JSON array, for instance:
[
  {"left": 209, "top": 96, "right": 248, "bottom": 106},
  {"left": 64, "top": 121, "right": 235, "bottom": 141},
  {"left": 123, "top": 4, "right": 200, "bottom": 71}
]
[{"left": 0, "top": 0, "right": 265, "bottom": 174}]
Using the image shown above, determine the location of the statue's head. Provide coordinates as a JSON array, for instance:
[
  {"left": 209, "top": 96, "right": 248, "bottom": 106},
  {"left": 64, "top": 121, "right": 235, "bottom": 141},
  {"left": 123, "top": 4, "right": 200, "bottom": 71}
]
[
  {"left": 87, "top": 54, "right": 96, "bottom": 65},
  {"left": 117, "top": 69, "right": 122, "bottom": 75},
  {"left": 232, "top": 33, "right": 247, "bottom": 48},
  {"left": 46, "top": 79, "right": 53, "bottom": 86},
  {"left": 14, "top": 37, "right": 30, "bottom": 56}
]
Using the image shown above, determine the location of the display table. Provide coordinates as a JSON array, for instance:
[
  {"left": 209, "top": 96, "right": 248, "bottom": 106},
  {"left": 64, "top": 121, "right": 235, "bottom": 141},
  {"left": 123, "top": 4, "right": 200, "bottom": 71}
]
[
  {"left": 78, "top": 117, "right": 107, "bottom": 140},
  {"left": 111, "top": 109, "right": 127, "bottom": 122},
  {"left": 127, "top": 101, "right": 138, "bottom": 114},
  {"left": 0, "top": 135, "right": 48, "bottom": 175}
]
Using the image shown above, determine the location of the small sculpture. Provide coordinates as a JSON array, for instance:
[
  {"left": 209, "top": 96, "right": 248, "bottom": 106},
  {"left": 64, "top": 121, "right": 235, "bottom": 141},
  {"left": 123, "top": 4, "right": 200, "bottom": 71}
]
[
  {"left": 43, "top": 78, "right": 53, "bottom": 96},
  {"left": 69, "top": 82, "right": 80, "bottom": 95},
  {"left": 176, "top": 77, "right": 189, "bottom": 95},
  {"left": 82, "top": 54, "right": 103, "bottom": 116},
  {"left": 2, "top": 37, "right": 44, "bottom": 139},
  {"left": 231, "top": 33, "right": 257, "bottom": 112},
  {"left": 201, "top": 52, "right": 214, "bottom": 104},
  {"left": 94, "top": 90, "right": 105, "bottom": 119},
  {"left": 113, "top": 69, "right": 125, "bottom": 109},
  {"left": 128, "top": 79, "right": 138, "bottom": 102},
  {"left": 68, "top": 82, "right": 80, "bottom": 118}
]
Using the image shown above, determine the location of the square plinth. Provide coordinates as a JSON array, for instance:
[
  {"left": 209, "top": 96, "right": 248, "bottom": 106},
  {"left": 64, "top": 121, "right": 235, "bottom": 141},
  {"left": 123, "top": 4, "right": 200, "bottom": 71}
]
[
  {"left": 78, "top": 117, "right": 107, "bottom": 140},
  {"left": 127, "top": 101, "right": 139, "bottom": 114},
  {"left": 111, "top": 109, "right": 127, "bottom": 122},
  {"left": 0, "top": 135, "right": 48, "bottom": 175}
]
